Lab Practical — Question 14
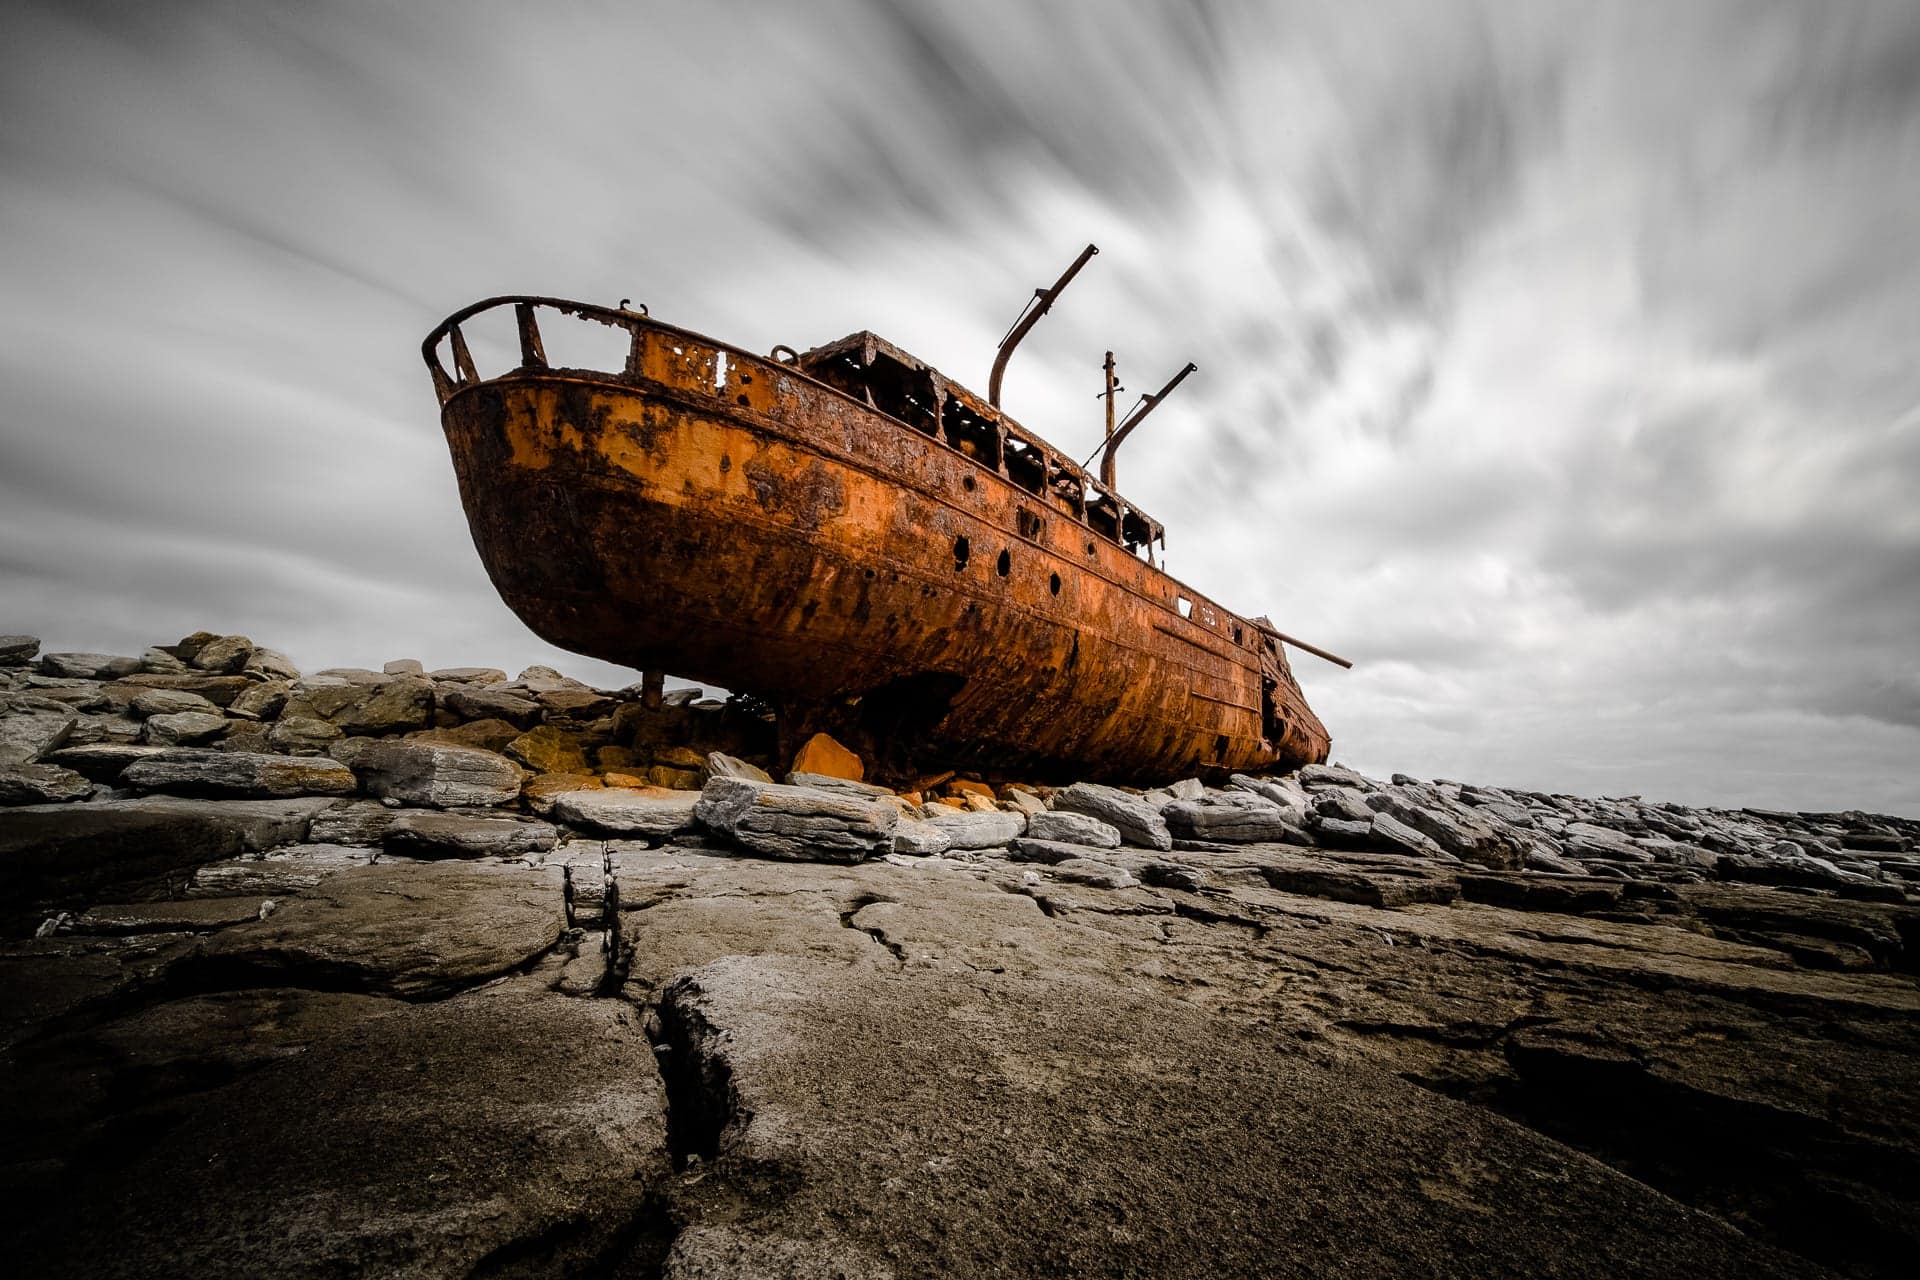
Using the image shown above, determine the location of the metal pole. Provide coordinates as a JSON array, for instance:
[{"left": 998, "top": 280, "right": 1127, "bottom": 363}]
[
  {"left": 1100, "top": 350, "right": 1118, "bottom": 488},
  {"left": 1094, "top": 361, "right": 1197, "bottom": 484},
  {"left": 1248, "top": 620, "right": 1354, "bottom": 670},
  {"left": 988, "top": 243, "right": 1098, "bottom": 408}
]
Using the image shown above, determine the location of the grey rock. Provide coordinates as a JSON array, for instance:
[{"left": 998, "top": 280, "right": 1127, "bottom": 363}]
[
  {"left": 189, "top": 634, "right": 254, "bottom": 673},
  {"left": 137, "top": 646, "right": 188, "bottom": 673},
  {"left": 123, "top": 749, "right": 357, "bottom": 799},
  {"left": 73, "top": 898, "right": 271, "bottom": 935},
  {"left": 1297, "top": 762, "right": 1375, "bottom": 791},
  {"left": 550, "top": 788, "right": 701, "bottom": 838},
  {"left": 0, "top": 762, "right": 93, "bottom": 805},
  {"left": 382, "top": 658, "right": 425, "bottom": 675},
  {"left": 1053, "top": 782, "right": 1173, "bottom": 851},
  {"left": 1164, "top": 790, "right": 1305, "bottom": 844},
  {"left": 1562, "top": 822, "right": 1656, "bottom": 863},
  {"left": 1025, "top": 810, "right": 1123, "bottom": 849},
  {"left": 7, "top": 982, "right": 666, "bottom": 1280},
  {"left": 41, "top": 742, "right": 168, "bottom": 782},
  {"left": 268, "top": 715, "right": 344, "bottom": 754},
  {"left": 1369, "top": 812, "right": 1449, "bottom": 860},
  {"left": 352, "top": 741, "right": 524, "bottom": 809},
  {"left": 281, "top": 676, "right": 434, "bottom": 735},
  {"left": 1051, "top": 858, "right": 1139, "bottom": 890},
  {"left": 1524, "top": 845, "right": 1588, "bottom": 875},
  {"left": 187, "top": 843, "right": 386, "bottom": 896},
  {"left": 1167, "top": 777, "right": 1207, "bottom": 802},
  {"left": 114, "top": 672, "right": 253, "bottom": 707},
  {"left": 1311, "top": 787, "right": 1376, "bottom": 824},
  {"left": 787, "top": 771, "right": 893, "bottom": 798},
  {"left": 0, "top": 709, "right": 75, "bottom": 766},
  {"left": 384, "top": 811, "right": 560, "bottom": 858},
  {"left": 890, "top": 819, "right": 954, "bottom": 857},
  {"left": 143, "top": 710, "right": 230, "bottom": 746},
  {"left": 1311, "top": 815, "right": 1376, "bottom": 848},
  {"left": 128, "top": 687, "right": 221, "bottom": 719},
  {"left": 1142, "top": 863, "right": 1208, "bottom": 892},
  {"left": 307, "top": 799, "right": 404, "bottom": 846},
  {"left": 923, "top": 807, "right": 1026, "bottom": 850},
  {"left": 0, "top": 796, "right": 330, "bottom": 920},
  {"left": 0, "top": 635, "right": 42, "bottom": 665},
  {"left": 1231, "top": 773, "right": 1310, "bottom": 810},
  {"left": 307, "top": 667, "right": 388, "bottom": 685},
  {"left": 39, "top": 652, "right": 142, "bottom": 680},
  {"left": 199, "top": 861, "right": 564, "bottom": 998},
  {"left": 707, "top": 751, "right": 773, "bottom": 783},
  {"left": 1002, "top": 787, "right": 1048, "bottom": 818},
  {"left": 241, "top": 646, "right": 302, "bottom": 681},
  {"left": 1009, "top": 837, "right": 1091, "bottom": 865},
  {"left": 443, "top": 685, "right": 543, "bottom": 728},
  {"left": 1366, "top": 788, "right": 1519, "bottom": 868},
  {"left": 428, "top": 666, "right": 509, "bottom": 684},
  {"left": 694, "top": 776, "right": 898, "bottom": 863}
]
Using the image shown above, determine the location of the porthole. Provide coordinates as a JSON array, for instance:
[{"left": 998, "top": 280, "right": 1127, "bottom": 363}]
[
  {"left": 962, "top": 474, "right": 976, "bottom": 492},
  {"left": 953, "top": 535, "right": 970, "bottom": 571},
  {"left": 1085, "top": 541, "right": 1096, "bottom": 556},
  {"left": 996, "top": 549, "right": 1011, "bottom": 577},
  {"left": 1049, "top": 573, "right": 1061, "bottom": 596}
]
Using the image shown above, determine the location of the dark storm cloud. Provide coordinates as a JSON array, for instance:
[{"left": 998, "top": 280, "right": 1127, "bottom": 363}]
[{"left": 1, "top": 0, "right": 1915, "bottom": 812}]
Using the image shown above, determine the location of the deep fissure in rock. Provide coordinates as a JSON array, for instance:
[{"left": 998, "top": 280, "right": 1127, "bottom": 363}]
[{"left": 647, "top": 981, "right": 744, "bottom": 1171}]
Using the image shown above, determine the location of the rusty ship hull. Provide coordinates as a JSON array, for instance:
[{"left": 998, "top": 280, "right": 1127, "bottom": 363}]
[{"left": 423, "top": 297, "right": 1330, "bottom": 781}]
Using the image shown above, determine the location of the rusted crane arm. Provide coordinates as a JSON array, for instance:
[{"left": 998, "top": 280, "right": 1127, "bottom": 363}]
[{"left": 988, "top": 243, "right": 1098, "bottom": 408}]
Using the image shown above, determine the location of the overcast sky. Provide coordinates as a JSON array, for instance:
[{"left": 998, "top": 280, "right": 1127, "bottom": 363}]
[{"left": 2, "top": 1, "right": 1916, "bottom": 813}]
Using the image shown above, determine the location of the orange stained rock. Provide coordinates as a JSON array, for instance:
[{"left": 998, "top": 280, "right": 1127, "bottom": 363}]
[{"left": 791, "top": 732, "right": 864, "bottom": 782}]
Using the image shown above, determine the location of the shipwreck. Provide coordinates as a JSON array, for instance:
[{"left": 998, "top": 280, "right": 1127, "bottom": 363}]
[{"left": 422, "top": 249, "right": 1343, "bottom": 781}]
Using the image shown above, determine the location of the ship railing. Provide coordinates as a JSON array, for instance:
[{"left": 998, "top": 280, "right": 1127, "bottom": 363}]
[
  {"left": 423, "top": 295, "right": 1261, "bottom": 648},
  {"left": 422, "top": 295, "right": 669, "bottom": 406}
]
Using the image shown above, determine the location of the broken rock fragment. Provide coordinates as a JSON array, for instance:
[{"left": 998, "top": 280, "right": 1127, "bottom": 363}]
[
  {"left": 1025, "top": 810, "right": 1122, "bottom": 849},
  {"left": 1164, "top": 789, "right": 1305, "bottom": 844},
  {"left": 548, "top": 787, "right": 701, "bottom": 838},
  {"left": 694, "top": 775, "right": 898, "bottom": 863},
  {"left": 1052, "top": 782, "right": 1173, "bottom": 851},
  {"left": 350, "top": 741, "right": 523, "bottom": 808},
  {"left": 122, "top": 749, "right": 356, "bottom": 799},
  {"left": 0, "top": 762, "right": 93, "bottom": 806}
]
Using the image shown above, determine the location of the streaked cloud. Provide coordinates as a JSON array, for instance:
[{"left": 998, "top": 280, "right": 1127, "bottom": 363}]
[{"left": 1, "top": 0, "right": 1914, "bottom": 811}]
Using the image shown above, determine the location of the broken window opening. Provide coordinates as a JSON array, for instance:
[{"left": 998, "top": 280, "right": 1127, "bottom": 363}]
[
  {"left": 1121, "top": 509, "right": 1156, "bottom": 560},
  {"left": 941, "top": 394, "right": 1001, "bottom": 469},
  {"left": 1004, "top": 439, "right": 1047, "bottom": 495},
  {"left": 863, "top": 354, "right": 938, "bottom": 436},
  {"left": 996, "top": 548, "right": 1011, "bottom": 577},
  {"left": 1045, "top": 459, "right": 1085, "bottom": 515},
  {"left": 805, "top": 351, "right": 875, "bottom": 405},
  {"left": 1176, "top": 595, "right": 1193, "bottom": 619},
  {"left": 1085, "top": 487, "right": 1122, "bottom": 543},
  {"left": 1015, "top": 508, "right": 1044, "bottom": 540},
  {"left": 536, "top": 310, "right": 632, "bottom": 376},
  {"left": 953, "top": 535, "right": 971, "bottom": 571}
]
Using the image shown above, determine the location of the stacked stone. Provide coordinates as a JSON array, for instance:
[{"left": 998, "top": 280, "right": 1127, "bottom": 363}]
[{"left": 4, "top": 628, "right": 1916, "bottom": 966}]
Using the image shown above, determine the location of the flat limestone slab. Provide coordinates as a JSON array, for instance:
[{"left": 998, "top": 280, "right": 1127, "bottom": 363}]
[
  {"left": 198, "top": 860, "right": 566, "bottom": 998},
  {"left": 7, "top": 984, "right": 670, "bottom": 1278},
  {"left": 0, "top": 796, "right": 332, "bottom": 925},
  {"left": 654, "top": 954, "right": 1823, "bottom": 1279}
]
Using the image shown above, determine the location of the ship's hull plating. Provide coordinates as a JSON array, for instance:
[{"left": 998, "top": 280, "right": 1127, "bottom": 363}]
[{"left": 437, "top": 319, "right": 1329, "bottom": 781}]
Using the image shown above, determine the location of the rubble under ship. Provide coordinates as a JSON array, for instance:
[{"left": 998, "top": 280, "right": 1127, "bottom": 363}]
[{"left": 422, "top": 294, "right": 1335, "bottom": 782}]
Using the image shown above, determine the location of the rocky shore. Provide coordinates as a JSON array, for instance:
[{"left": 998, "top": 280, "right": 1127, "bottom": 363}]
[{"left": 2, "top": 629, "right": 1916, "bottom": 1278}]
